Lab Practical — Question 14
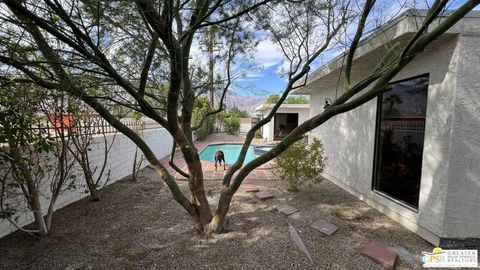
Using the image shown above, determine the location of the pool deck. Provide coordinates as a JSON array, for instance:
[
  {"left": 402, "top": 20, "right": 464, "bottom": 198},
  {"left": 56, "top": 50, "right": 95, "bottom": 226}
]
[{"left": 159, "top": 133, "right": 277, "bottom": 181}]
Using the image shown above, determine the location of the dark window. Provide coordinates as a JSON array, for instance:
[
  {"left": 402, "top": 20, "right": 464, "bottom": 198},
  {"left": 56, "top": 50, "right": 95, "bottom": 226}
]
[
  {"left": 274, "top": 113, "right": 298, "bottom": 140},
  {"left": 373, "top": 75, "right": 429, "bottom": 209}
]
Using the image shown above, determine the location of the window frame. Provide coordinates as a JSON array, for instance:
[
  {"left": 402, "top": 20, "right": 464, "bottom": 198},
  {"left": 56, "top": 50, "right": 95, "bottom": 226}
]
[{"left": 371, "top": 73, "right": 430, "bottom": 211}]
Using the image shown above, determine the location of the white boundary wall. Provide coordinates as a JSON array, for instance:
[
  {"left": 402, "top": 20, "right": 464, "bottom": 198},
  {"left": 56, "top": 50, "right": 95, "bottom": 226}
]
[{"left": 0, "top": 128, "right": 172, "bottom": 238}]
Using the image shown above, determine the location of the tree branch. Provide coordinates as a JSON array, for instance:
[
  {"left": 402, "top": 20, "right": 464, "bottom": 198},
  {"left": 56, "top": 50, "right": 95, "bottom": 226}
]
[
  {"left": 168, "top": 141, "right": 190, "bottom": 178},
  {"left": 344, "top": 0, "right": 375, "bottom": 89},
  {"left": 229, "top": 0, "right": 480, "bottom": 193},
  {"left": 139, "top": 34, "right": 159, "bottom": 97}
]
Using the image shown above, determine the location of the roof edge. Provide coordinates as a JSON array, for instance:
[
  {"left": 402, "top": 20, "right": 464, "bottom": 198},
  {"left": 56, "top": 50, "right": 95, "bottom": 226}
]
[{"left": 294, "top": 9, "right": 480, "bottom": 94}]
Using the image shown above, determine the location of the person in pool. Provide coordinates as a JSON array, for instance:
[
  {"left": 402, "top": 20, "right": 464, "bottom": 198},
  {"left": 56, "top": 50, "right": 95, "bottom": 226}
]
[{"left": 214, "top": 150, "right": 226, "bottom": 170}]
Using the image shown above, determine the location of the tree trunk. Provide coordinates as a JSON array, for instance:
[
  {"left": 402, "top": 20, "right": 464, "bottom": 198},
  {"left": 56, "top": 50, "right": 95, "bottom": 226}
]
[
  {"left": 132, "top": 147, "right": 139, "bottom": 182},
  {"left": 44, "top": 194, "right": 59, "bottom": 232},
  {"left": 77, "top": 152, "right": 101, "bottom": 201},
  {"left": 85, "top": 175, "right": 100, "bottom": 201},
  {"left": 30, "top": 196, "right": 48, "bottom": 235},
  {"left": 4, "top": 119, "right": 48, "bottom": 235},
  {"left": 131, "top": 147, "right": 143, "bottom": 182},
  {"left": 177, "top": 141, "right": 213, "bottom": 230},
  {"left": 10, "top": 146, "right": 48, "bottom": 235},
  {"left": 27, "top": 184, "right": 48, "bottom": 235},
  {"left": 190, "top": 173, "right": 213, "bottom": 230},
  {"left": 206, "top": 187, "right": 233, "bottom": 233},
  {"left": 80, "top": 165, "right": 100, "bottom": 201}
]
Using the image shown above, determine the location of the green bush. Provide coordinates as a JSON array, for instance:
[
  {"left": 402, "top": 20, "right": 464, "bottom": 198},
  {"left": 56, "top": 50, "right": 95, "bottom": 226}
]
[
  {"left": 192, "top": 96, "right": 214, "bottom": 140},
  {"left": 229, "top": 106, "right": 250, "bottom": 118},
  {"left": 224, "top": 117, "right": 240, "bottom": 135},
  {"left": 274, "top": 138, "right": 326, "bottom": 192},
  {"left": 254, "top": 129, "right": 263, "bottom": 139}
]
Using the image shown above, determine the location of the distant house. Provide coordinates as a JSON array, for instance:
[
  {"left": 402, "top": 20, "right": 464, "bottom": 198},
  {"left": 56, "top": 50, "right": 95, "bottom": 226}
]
[
  {"left": 254, "top": 103, "right": 309, "bottom": 141},
  {"left": 294, "top": 10, "right": 480, "bottom": 247}
]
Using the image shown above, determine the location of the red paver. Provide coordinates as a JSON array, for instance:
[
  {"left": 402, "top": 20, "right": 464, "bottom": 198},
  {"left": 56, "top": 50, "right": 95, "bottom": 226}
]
[
  {"left": 360, "top": 240, "right": 397, "bottom": 269},
  {"left": 255, "top": 191, "right": 274, "bottom": 200},
  {"left": 310, "top": 219, "right": 339, "bottom": 236},
  {"left": 243, "top": 185, "right": 259, "bottom": 193},
  {"left": 276, "top": 204, "right": 299, "bottom": 215}
]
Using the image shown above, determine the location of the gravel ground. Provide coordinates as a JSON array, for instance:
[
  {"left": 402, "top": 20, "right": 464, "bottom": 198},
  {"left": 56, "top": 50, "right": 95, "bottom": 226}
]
[{"left": 0, "top": 168, "right": 433, "bottom": 270}]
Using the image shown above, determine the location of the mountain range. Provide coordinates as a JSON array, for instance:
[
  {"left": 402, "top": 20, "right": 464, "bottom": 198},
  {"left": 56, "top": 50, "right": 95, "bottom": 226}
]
[{"left": 221, "top": 92, "right": 264, "bottom": 115}]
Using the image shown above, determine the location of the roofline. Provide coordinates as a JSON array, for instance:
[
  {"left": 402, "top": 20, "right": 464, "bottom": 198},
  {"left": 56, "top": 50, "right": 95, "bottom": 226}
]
[
  {"left": 254, "top": 103, "right": 310, "bottom": 112},
  {"left": 294, "top": 8, "right": 480, "bottom": 94}
]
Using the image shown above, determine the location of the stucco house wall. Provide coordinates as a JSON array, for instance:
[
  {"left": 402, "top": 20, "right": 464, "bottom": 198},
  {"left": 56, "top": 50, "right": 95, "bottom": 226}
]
[
  {"left": 442, "top": 33, "right": 480, "bottom": 240},
  {"left": 296, "top": 11, "right": 480, "bottom": 246}
]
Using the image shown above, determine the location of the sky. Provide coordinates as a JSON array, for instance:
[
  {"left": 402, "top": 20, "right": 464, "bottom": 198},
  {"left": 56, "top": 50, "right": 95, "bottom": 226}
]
[
  {"left": 218, "top": 0, "right": 479, "bottom": 99},
  {"left": 234, "top": 39, "right": 287, "bottom": 97}
]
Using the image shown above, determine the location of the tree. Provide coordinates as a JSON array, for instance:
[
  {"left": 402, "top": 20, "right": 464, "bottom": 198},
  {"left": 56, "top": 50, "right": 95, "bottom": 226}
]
[
  {"left": 0, "top": 85, "right": 76, "bottom": 235},
  {"left": 224, "top": 117, "right": 241, "bottom": 135},
  {"left": 229, "top": 106, "right": 251, "bottom": 118},
  {"left": 0, "top": 0, "right": 478, "bottom": 235},
  {"left": 192, "top": 96, "right": 215, "bottom": 140},
  {"left": 266, "top": 95, "right": 310, "bottom": 104},
  {"left": 129, "top": 112, "right": 145, "bottom": 183},
  {"left": 265, "top": 94, "right": 280, "bottom": 104},
  {"left": 67, "top": 104, "right": 116, "bottom": 200},
  {"left": 214, "top": 107, "right": 249, "bottom": 132}
]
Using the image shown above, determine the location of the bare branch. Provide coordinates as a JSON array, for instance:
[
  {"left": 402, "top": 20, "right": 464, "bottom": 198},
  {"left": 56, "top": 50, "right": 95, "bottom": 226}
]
[
  {"left": 344, "top": 0, "right": 375, "bottom": 89},
  {"left": 169, "top": 141, "right": 190, "bottom": 178}
]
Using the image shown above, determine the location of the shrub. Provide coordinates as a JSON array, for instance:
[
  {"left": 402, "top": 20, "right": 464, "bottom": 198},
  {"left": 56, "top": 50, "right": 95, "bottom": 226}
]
[
  {"left": 224, "top": 117, "right": 240, "bottom": 135},
  {"left": 229, "top": 106, "right": 250, "bottom": 118},
  {"left": 192, "top": 96, "right": 214, "bottom": 140},
  {"left": 274, "top": 138, "right": 326, "bottom": 192},
  {"left": 254, "top": 129, "right": 263, "bottom": 139}
]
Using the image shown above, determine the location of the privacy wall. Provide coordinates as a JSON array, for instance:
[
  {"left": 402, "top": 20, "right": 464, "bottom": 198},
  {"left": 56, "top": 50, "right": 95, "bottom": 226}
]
[{"left": 0, "top": 128, "right": 173, "bottom": 238}]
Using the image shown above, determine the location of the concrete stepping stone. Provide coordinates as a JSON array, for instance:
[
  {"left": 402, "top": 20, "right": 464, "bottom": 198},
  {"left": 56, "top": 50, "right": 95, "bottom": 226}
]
[
  {"left": 360, "top": 240, "right": 397, "bottom": 269},
  {"left": 310, "top": 219, "right": 338, "bottom": 236},
  {"left": 276, "top": 204, "right": 299, "bottom": 216},
  {"left": 255, "top": 191, "right": 274, "bottom": 200}
]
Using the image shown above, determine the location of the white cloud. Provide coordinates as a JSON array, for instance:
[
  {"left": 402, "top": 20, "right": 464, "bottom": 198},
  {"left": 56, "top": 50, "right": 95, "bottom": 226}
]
[
  {"left": 230, "top": 38, "right": 287, "bottom": 83},
  {"left": 235, "top": 69, "right": 263, "bottom": 82},
  {"left": 258, "top": 59, "right": 282, "bottom": 69},
  {"left": 253, "top": 39, "right": 283, "bottom": 68},
  {"left": 246, "top": 72, "right": 263, "bottom": 78}
]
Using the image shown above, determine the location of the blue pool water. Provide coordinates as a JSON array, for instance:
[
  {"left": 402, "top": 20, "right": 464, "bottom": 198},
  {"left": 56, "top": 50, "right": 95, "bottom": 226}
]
[{"left": 199, "top": 144, "right": 257, "bottom": 164}]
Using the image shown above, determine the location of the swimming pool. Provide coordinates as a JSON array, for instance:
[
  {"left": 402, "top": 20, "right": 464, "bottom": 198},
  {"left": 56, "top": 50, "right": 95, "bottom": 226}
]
[{"left": 199, "top": 144, "right": 272, "bottom": 164}]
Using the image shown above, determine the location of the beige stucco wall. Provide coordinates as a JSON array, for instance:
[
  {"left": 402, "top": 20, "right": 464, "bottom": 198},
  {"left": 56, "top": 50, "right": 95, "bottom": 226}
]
[
  {"left": 309, "top": 33, "right": 465, "bottom": 245},
  {"left": 442, "top": 34, "right": 480, "bottom": 239}
]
